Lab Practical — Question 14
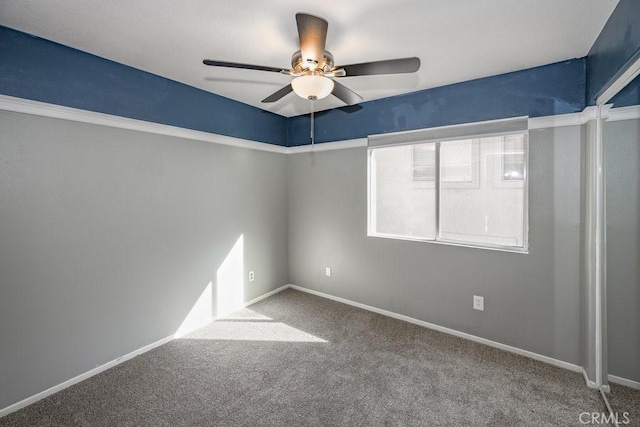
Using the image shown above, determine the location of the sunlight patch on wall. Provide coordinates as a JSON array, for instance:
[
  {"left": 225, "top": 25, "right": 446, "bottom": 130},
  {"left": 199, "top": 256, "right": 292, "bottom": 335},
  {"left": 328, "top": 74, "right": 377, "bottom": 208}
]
[
  {"left": 175, "top": 281, "right": 213, "bottom": 338},
  {"left": 216, "top": 234, "right": 245, "bottom": 318}
]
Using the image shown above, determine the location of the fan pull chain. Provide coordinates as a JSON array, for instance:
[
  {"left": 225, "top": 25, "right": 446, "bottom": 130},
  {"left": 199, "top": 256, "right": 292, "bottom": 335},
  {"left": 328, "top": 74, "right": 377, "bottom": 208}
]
[{"left": 310, "top": 98, "right": 315, "bottom": 149}]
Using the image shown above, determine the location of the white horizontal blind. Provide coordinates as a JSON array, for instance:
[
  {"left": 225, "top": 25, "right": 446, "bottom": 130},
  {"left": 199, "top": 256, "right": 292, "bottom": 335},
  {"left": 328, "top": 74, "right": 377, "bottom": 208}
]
[
  {"left": 370, "top": 143, "right": 437, "bottom": 240},
  {"left": 412, "top": 144, "right": 436, "bottom": 182},
  {"left": 368, "top": 117, "right": 528, "bottom": 147}
]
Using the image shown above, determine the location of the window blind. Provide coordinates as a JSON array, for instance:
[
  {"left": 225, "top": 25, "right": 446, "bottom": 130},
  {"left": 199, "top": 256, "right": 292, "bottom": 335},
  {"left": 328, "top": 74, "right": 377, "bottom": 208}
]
[{"left": 368, "top": 117, "right": 529, "bottom": 147}]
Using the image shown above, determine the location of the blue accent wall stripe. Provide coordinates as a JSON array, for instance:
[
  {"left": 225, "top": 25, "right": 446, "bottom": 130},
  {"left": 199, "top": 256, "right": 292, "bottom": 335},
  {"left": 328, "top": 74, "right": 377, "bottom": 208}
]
[
  {"left": 8, "top": 23, "right": 632, "bottom": 147},
  {"left": 586, "top": 0, "right": 640, "bottom": 103},
  {"left": 0, "top": 26, "right": 288, "bottom": 146},
  {"left": 287, "top": 59, "right": 586, "bottom": 145}
]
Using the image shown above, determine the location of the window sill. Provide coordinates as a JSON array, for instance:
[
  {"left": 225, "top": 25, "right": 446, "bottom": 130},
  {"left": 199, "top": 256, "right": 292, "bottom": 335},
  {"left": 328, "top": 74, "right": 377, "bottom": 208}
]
[{"left": 368, "top": 232, "right": 529, "bottom": 254}]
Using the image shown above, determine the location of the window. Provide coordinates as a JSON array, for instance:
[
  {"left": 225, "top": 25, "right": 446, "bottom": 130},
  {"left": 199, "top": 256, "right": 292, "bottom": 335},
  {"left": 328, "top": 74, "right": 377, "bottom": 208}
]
[
  {"left": 412, "top": 144, "right": 435, "bottom": 182},
  {"left": 368, "top": 119, "right": 528, "bottom": 252},
  {"left": 502, "top": 135, "right": 525, "bottom": 181},
  {"left": 440, "top": 139, "right": 475, "bottom": 183}
]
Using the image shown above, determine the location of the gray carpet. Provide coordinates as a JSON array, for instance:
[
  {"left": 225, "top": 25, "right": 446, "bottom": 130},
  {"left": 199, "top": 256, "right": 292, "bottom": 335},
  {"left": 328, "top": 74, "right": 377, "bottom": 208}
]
[
  {"left": 1, "top": 288, "right": 634, "bottom": 426},
  {"left": 609, "top": 383, "right": 640, "bottom": 426}
]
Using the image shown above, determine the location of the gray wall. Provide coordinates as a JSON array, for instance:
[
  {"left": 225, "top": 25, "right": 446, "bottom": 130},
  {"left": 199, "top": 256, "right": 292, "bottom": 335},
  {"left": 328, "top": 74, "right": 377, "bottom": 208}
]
[
  {"left": 5, "top": 108, "right": 636, "bottom": 411},
  {"left": 0, "top": 111, "right": 288, "bottom": 409},
  {"left": 605, "top": 118, "right": 640, "bottom": 383},
  {"left": 288, "top": 126, "right": 584, "bottom": 364}
]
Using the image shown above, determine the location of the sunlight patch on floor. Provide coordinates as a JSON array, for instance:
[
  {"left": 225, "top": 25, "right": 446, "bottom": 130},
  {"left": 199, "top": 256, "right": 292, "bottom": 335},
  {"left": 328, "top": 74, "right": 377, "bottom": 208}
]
[
  {"left": 183, "top": 320, "right": 327, "bottom": 342},
  {"left": 221, "top": 307, "right": 273, "bottom": 321}
]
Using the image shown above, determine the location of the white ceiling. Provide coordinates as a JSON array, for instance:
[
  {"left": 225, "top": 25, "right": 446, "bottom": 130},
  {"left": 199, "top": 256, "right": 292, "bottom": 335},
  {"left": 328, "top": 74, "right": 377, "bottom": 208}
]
[{"left": 0, "top": 0, "right": 618, "bottom": 117}]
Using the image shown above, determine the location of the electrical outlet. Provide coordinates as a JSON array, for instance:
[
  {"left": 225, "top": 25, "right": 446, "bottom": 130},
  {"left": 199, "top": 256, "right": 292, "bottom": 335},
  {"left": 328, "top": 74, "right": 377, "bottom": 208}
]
[
  {"left": 325, "top": 267, "right": 331, "bottom": 277},
  {"left": 249, "top": 271, "right": 255, "bottom": 282},
  {"left": 473, "top": 295, "right": 484, "bottom": 311}
]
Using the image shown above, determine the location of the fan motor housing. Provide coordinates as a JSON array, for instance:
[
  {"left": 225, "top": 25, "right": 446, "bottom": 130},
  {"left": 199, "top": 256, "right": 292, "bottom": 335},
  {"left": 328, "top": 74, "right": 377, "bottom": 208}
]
[{"left": 292, "top": 50, "right": 334, "bottom": 74}]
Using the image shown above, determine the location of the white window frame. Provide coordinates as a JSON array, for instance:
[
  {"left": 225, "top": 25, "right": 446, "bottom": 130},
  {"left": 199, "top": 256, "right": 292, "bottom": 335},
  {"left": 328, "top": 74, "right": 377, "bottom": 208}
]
[{"left": 367, "top": 127, "right": 529, "bottom": 254}]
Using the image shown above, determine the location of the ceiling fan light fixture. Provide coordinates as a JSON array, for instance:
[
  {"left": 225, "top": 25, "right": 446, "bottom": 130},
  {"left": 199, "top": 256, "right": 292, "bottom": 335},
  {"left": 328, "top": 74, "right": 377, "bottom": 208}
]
[
  {"left": 203, "top": 13, "right": 420, "bottom": 106},
  {"left": 291, "top": 75, "right": 334, "bottom": 100}
]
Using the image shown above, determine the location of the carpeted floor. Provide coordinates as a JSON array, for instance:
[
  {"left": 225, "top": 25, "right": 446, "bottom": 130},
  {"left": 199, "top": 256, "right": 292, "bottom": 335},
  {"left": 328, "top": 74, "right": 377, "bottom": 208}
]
[
  {"left": 609, "top": 384, "right": 640, "bottom": 426},
  {"left": 1, "top": 288, "right": 638, "bottom": 426}
]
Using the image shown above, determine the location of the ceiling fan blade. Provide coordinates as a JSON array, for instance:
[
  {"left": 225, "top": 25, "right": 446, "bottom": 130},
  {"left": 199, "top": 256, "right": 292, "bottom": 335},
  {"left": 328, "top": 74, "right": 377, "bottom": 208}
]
[
  {"left": 336, "top": 57, "right": 421, "bottom": 76},
  {"left": 296, "top": 13, "right": 328, "bottom": 66},
  {"left": 203, "top": 60, "right": 285, "bottom": 74},
  {"left": 331, "top": 80, "right": 363, "bottom": 106},
  {"left": 262, "top": 84, "right": 293, "bottom": 103}
]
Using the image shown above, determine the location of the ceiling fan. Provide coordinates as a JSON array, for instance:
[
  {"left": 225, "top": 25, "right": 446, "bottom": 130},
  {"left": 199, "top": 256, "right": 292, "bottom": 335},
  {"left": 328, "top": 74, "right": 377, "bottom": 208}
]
[{"left": 203, "top": 13, "right": 421, "bottom": 106}]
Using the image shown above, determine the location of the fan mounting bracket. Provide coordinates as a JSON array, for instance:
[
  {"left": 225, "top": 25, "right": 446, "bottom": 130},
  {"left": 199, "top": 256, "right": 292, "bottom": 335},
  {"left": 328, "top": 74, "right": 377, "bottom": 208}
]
[{"left": 292, "top": 50, "right": 334, "bottom": 74}]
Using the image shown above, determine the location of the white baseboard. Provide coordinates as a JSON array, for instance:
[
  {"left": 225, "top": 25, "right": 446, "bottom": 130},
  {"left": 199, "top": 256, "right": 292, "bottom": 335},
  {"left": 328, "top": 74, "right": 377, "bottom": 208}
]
[
  {"left": 288, "top": 285, "right": 640, "bottom": 392},
  {"left": 609, "top": 374, "right": 640, "bottom": 390},
  {"left": 0, "top": 284, "right": 290, "bottom": 419},
  {"left": 243, "top": 284, "right": 289, "bottom": 307},
  {"left": 581, "top": 369, "right": 640, "bottom": 393},
  {"left": 582, "top": 369, "right": 607, "bottom": 391},
  {"left": 287, "top": 284, "right": 582, "bottom": 373},
  {"left": 0, "top": 334, "right": 174, "bottom": 418},
  {"left": 3, "top": 283, "right": 635, "bottom": 418}
]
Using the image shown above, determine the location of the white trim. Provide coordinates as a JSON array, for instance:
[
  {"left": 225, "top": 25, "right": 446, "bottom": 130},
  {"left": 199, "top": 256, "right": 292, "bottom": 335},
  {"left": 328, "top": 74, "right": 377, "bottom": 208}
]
[
  {"left": 584, "top": 369, "right": 599, "bottom": 389},
  {"left": 367, "top": 232, "right": 529, "bottom": 254},
  {"left": 606, "top": 105, "right": 640, "bottom": 122},
  {"left": 286, "top": 138, "right": 367, "bottom": 154},
  {"left": 0, "top": 334, "right": 174, "bottom": 418},
  {"left": 527, "top": 106, "right": 621, "bottom": 130},
  {"left": 597, "top": 55, "right": 640, "bottom": 105},
  {"left": 527, "top": 104, "right": 640, "bottom": 129},
  {"left": 583, "top": 370, "right": 612, "bottom": 393},
  {"left": 529, "top": 107, "right": 598, "bottom": 129},
  {"left": 0, "top": 284, "right": 290, "bottom": 418},
  {"left": 2, "top": 95, "right": 636, "bottom": 155},
  {"left": 595, "top": 105, "right": 604, "bottom": 387},
  {"left": 0, "top": 95, "right": 289, "bottom": 154},
  {"left": 287, "top": 284, "right": 582, "bottom": 373},
  {"left": 4, "top": 283, "right": 625, "bottom": 418},
  {"left": 242, "top": 284, "right": 289, "bottom": 307},
  {"left": 608, "top": 374, "right": 640, "bottom": 390}
]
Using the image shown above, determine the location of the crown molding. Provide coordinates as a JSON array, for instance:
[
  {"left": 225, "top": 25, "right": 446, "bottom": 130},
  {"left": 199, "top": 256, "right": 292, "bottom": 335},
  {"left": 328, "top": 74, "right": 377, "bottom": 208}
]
[
  {"left": 0, "top": 95, "right": 289, "bottom": 154},
  {"left": 596, "top": 55, "right": 640, "bottom": 105},
  {"left": 286, "top": 138, "right": 367, "bottom": 154},
  {"left": 529, "top": 106, "right": 601, "bottom": 129},
  {"left": 606, "top": 104, "right": 640, "bottom": 122},
  {"left": 2, "top": 95, "right": 638, "bottom": 153}
]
